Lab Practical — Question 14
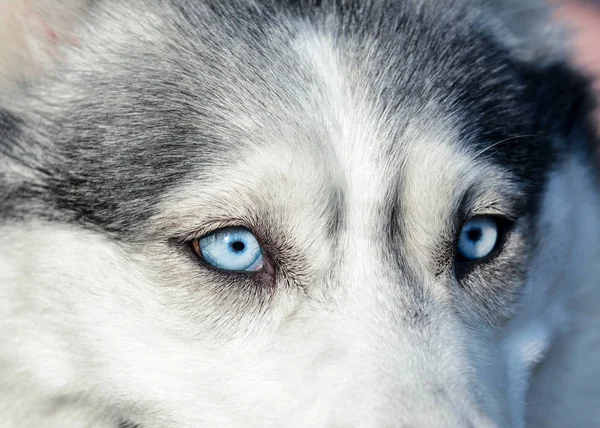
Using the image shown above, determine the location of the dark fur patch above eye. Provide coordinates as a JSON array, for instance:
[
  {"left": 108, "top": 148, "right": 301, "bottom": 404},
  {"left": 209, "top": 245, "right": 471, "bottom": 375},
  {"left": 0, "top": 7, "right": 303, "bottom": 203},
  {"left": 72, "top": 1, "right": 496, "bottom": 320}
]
[{"left": 519, "top": 62, "right": 598, "bottom": 155}]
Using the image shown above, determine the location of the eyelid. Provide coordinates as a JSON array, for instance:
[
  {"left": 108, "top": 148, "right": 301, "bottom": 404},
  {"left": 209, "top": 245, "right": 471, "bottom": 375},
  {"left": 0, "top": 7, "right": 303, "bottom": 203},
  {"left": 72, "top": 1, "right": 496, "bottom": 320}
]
[
  {"left": 175, "top": 218, "right": 251, "bottom": 243},
  {"left": 456, "top": 189, "right": 525, "bottom": 232},
  {"left": 191, "top": 238, "right": 202, "bottom": 258},
  {"left": 465, "top": 204, "right": 521, "bottom": 222}
]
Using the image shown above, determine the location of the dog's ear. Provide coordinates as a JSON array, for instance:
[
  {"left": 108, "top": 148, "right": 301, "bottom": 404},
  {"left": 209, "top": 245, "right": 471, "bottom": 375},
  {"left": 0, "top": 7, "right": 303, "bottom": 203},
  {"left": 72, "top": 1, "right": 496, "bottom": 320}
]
[
  {"left": 478, "top": 0, "right": 568, "bottom": 66},
  {"left": 0, "top": 0, "right": 88, "bottom": 89}
]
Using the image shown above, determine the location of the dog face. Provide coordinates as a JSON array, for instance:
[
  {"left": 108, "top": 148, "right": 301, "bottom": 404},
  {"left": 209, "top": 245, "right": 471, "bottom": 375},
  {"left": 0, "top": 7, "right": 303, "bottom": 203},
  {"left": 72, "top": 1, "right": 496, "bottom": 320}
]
[{"left": 1, "top": 1, "right": 599, "bottom": 427}]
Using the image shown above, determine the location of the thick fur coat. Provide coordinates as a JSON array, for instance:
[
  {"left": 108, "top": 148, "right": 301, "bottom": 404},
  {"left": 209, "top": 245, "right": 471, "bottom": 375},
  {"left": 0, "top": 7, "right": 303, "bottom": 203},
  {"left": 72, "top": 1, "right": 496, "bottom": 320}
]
[{"left": 0, "top": 1, "right": 599, "bottom": 427}]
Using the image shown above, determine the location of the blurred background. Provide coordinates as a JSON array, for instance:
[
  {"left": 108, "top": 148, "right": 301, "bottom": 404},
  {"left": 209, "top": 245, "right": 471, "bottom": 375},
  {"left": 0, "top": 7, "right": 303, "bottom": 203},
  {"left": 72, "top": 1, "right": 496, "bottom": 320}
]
[{"left": 558, "top": 0, "right": 600, "bottom": 126}]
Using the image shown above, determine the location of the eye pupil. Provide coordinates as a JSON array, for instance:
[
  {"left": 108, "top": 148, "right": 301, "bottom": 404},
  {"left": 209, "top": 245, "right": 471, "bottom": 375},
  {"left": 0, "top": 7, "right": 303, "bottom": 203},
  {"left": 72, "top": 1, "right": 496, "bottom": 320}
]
[
  {"left": 231, "top": 241, "right": 245, "bottom": 252},
  {"left": 467, "top": 228, "right": 482, "bottom": 242},
  {"left": 456, "top": 216, "right": 500, "bottom": 262}
]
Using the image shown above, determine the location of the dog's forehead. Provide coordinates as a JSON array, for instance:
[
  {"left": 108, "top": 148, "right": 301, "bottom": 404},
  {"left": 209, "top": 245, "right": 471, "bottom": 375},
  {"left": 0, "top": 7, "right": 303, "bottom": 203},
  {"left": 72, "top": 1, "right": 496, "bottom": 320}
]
[{"left": 33, "top": 1, "right": 557, "bottom": 237}]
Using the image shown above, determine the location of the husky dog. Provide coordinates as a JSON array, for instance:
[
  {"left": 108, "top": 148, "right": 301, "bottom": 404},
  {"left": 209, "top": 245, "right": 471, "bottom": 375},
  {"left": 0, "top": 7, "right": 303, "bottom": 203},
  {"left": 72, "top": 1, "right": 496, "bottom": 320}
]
[{"left": 1, "top": 0, "right": 599, "bottom": 427}]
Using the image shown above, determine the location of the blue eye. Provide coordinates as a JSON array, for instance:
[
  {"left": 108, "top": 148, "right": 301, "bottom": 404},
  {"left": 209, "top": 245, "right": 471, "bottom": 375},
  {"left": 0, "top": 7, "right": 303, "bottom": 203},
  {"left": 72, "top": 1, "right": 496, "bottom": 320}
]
[
  {"left": 457, "top": 217, "right": 499, "bottom": 261},
  {"left": 194, "top": 227, "right": 264, "bottom": 272}
]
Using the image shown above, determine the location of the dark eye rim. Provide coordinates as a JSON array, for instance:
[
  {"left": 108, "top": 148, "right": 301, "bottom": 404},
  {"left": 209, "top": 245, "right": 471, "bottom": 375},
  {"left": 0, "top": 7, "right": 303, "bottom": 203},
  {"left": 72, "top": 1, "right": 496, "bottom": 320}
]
[{"left": 454, "top": 215, "right": 513, "bottom": 266}]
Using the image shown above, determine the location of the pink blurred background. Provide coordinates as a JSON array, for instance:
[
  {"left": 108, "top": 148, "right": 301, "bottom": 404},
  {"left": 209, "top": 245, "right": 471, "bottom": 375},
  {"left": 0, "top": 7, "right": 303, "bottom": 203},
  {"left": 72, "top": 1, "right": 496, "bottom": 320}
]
[{"left": 557, "top": 0, "right": 600, "bottom": 126}]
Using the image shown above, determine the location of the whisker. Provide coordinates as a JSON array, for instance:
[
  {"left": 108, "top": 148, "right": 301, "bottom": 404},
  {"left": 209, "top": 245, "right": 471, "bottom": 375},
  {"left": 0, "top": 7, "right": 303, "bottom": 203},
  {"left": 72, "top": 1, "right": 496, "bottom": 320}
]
[{"left": 472, "top": 134, "right": 550, "bottom": 161}]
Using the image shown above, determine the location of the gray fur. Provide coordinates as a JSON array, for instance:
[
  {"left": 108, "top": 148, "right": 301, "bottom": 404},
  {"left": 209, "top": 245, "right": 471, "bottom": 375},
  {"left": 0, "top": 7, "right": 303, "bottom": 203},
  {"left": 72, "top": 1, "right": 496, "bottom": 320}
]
[{"left": 1, "top": 1, "right": 599, "bottom": 427}]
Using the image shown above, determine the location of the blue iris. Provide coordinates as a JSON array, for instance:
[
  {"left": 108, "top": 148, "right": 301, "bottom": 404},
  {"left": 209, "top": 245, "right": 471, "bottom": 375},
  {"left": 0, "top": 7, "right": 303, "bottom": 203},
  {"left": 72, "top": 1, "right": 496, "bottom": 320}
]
[
  {"left": 457, "top": 217, "right": 499, "bottom": 261},
  {"left": 199, "top": 227, "right": 264, "bottom": 272}
]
